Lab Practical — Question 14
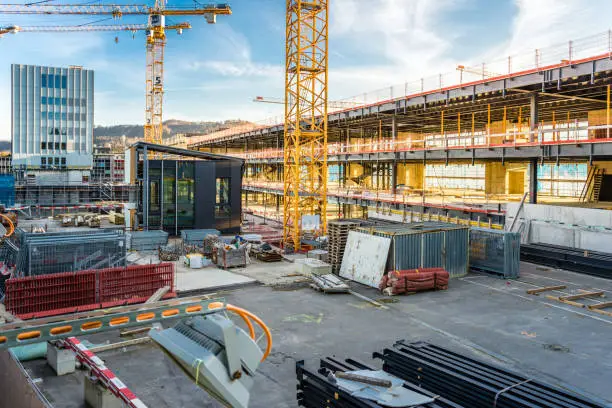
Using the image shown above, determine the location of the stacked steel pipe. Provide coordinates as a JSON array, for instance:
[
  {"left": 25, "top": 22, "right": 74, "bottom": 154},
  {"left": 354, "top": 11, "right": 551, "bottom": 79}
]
[
  {"left": 374, "top": 341, "right": 606, "bottom": 408},
  {"left": 296, "top": 356, "right": 465, "bottom": 408}
]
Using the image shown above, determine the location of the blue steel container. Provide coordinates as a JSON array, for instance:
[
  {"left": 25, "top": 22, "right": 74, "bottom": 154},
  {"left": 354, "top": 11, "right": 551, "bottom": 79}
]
[
  {"left": 469, "top": 227, "right": 521, "bottom": 278},
  {"left": 0, "top": 174, "right": 15, "bottom": 207},
  {"left": 356, "top": 222, "right": 470, "bottom": 278}
]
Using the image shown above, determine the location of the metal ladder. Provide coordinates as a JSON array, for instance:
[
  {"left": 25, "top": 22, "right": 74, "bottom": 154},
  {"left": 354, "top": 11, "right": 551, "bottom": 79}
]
[
  {"left": 580, "top": 167, "right": 605, "bottom": 202},
  {"left": 591, "top": 169, "right": 606, "bottom": 202}
]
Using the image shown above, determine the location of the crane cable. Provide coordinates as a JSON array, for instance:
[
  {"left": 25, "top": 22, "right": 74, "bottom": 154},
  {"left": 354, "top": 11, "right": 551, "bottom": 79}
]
[{"left": 208, "top": 302, "right": 272, "bottom": 362}]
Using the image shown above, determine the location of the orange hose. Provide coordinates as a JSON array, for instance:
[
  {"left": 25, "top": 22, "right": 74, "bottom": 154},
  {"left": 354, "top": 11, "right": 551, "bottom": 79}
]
[
  {"left": 208, "top": 302, "right": 255, "bottom": 340},
  {"left": 208, "top": 302, "right": 272, "bottom": 362},
  {"left": 0, "top": 214, "right": 14, "bottom": 238}
]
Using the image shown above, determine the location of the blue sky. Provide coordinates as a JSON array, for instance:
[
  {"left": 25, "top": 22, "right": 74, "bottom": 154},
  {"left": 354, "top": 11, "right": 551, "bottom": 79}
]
[{"left": 2, "top": 0, "right": 612, "bottom": 139}]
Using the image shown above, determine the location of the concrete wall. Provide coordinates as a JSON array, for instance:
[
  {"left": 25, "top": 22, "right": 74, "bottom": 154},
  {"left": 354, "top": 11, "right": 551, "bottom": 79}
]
[
  {"left": 506, "top": 203, "right": 612, "bottom": 252},
  {"left": 0, "top": 351, "right": 48, "bottom": 408}
]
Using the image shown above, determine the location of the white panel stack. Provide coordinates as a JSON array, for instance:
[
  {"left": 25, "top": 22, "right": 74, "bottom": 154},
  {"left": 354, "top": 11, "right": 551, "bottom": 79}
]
[{"left": 339, "top": 231, "right": 391, "bottom": 288}]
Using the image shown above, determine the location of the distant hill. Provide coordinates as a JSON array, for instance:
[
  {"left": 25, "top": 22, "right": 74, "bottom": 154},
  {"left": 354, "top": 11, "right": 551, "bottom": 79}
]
[{"left": 94, "top": 119, "right": 250, "bottom": 140}]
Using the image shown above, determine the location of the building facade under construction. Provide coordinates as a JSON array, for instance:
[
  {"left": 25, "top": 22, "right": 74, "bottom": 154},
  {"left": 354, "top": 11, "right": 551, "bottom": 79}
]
[{"left": 188, "top": 32, "right": 612, "bottom": 232}]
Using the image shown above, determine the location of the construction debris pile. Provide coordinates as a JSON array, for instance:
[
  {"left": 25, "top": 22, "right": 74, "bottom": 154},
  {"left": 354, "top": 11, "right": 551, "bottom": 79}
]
[{"left": 213, "top": 240, "right": 249, "bottom": 268}]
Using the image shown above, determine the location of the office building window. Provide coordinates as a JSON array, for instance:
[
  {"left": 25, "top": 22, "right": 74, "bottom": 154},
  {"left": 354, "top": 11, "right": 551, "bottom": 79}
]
[
  {"left": 48, "top": 74, "right": 54, "bottom": 88},
  {"left": 61, "top": 76, "right": 67, "bottom": 89},
  {"left": 81, "top": 99, "right": 86, "bottom": 107},
  {"left": 41, "top": 74, "right": 47, "bottom": 87},
  {"left": 54, "top": 128, "right": 60, "bottom": 136},
  {"left": 48, "top": 128, "right": 53, "bottom": 135},
  {"left": 61, "top": 97, "right": 66, "bottom": 106},
  {"left": 56, "top": 97, "right": 61, "bottom": 105},
  {"left": 41, "top": 96, "right": 47, "bottom": 104},
  {"left": 61, "top": 129, "right": 67, "bottom": 136},
  {"left": 61, "top": 112, "right": 66, "bottom": 120},
  {"left": 54, "top": 142, "right": 60, "bottom": 150},
  {"left": 54, "top": 75, "right": 60, "bottom": 89},
  {"left": 54, "top": 157, "right": 60, "bottom": 166},
  {"left": 55, "top": 112, "right": 60, "bottom": 120},
  {"left": 48, "top": 112, "right": 54, "bottom": 120},
  {"left": 215, "top": 178, "right": 231, "bottom": 217},
  {"left": 61, "top": 157, "right": 66, "bottom": 168},
  {"left": 41, "top": 157, "right": 46, "bottom": 166},
  {"left": 81, "top": 113, "right": 86, "bottom": 121},
  {"left": 68, "top": 97, "right": 73, "bottom": 106},
  {"left": 41, "top": 142, "right": 47, "bottom": 150},
  {"left": 61, "top": 142, "right": 66, "bottom": 150}
]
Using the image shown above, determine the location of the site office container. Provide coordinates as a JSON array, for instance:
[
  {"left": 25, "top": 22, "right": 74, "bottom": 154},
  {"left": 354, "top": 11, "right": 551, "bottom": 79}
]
[
  {"left": 356, "top": 222, "right": 469, "bottom": 278},
  {"left": 469, "top": 227, "right": 521, "bottom": 278}
]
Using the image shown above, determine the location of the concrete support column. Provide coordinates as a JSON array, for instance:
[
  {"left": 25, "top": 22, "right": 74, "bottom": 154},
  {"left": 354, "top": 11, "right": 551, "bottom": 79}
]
[
  {"left": 530, "top": 93, "right": 539, "bottom": 142},
  {"left": 529, "top": 158, "right": 538, "bottom": 204},
  {"left": 391, "top": 162, "right": 398, "bottom": 194},
  {"left": 276, "top": 195, "right": 280, "bottom": 212}
]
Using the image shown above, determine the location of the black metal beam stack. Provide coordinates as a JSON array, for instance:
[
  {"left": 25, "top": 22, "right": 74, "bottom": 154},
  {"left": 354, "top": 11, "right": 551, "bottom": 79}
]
[
  {"left": 521, "top": 243, "right": 612, "bottom": 279},
  {"left": 296, "top": 356, "right": 465, "bottom": 408},
  {"left": 374, "top": 341, "right": 606, "bottom": 408}
]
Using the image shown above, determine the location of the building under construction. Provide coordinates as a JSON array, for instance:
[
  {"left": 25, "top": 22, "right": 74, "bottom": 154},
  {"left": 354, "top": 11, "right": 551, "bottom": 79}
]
[{"left": 189, "top": 31, "right": 612, "bottom": 236}]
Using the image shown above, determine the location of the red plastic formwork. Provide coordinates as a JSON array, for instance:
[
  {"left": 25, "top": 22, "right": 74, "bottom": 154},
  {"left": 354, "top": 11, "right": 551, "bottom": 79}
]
[
  {"left": 4, "top": 271, "right": 97, "bottom": 318},
  {"left": 97, "top": 263, "right": 175, "bottom": 305},
  {"left": 4, "top": 263, "right": 175, "bottom": 319}
]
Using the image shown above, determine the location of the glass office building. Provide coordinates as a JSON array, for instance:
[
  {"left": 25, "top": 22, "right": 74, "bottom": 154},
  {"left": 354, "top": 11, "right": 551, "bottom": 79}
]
[{"left": 11, "top": 64, "right": 94, "bottom": 170}]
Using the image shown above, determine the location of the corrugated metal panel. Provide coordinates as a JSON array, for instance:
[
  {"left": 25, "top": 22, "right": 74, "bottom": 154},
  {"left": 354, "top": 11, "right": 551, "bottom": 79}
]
[
  {"left": 357, "top": 222, "right": 469, "bottom": 278},
  {"left": 180, "top": 229, "right": 221, "bottom": 244},
  {"left": 130, "top": 230, "right": 169, "bottom": 251},
  {"left": 469, "top": 227, "right": 521, "bottom": 278}
]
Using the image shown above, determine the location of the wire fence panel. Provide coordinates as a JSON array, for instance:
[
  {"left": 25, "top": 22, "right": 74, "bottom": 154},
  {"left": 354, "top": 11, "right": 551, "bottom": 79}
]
[{"left": 469, "top": 228, "right": 521, "bottom": 278}]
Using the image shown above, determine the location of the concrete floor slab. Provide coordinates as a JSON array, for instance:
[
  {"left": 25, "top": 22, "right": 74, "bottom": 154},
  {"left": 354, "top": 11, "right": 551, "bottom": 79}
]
[
  {"left": 19, "top": 263, "right": 612, "bottom": 407},
  {"left": 175, "top": 267, "right": 256, "bottom": 292}
]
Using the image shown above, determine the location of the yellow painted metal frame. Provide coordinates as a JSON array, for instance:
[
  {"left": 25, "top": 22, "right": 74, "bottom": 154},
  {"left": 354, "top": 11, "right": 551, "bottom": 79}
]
[{"left": 283, "top": 0, "right": 329, "bottom": 250}]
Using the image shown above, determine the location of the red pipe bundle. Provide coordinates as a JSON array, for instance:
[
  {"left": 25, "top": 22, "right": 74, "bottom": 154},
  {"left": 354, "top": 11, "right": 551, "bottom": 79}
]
[{"left": 379, "top": 267, "right": 449, "bottom": 295}]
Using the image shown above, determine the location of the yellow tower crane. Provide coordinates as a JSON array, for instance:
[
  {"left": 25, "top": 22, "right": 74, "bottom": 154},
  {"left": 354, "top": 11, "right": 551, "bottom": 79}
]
[
  {"left": 283, "top": 0, "right": 329, "bottom": 251},
  {"left": 0, "top": 2, "right": 232, "bottom": 145}
]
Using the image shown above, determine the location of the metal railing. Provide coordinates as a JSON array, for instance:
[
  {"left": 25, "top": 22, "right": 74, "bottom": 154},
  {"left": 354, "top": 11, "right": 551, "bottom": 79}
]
[
  {"left": 219, "top": 122, "right": 612, "bottom": 161},
  {"left": 189, "top": 30, "right": 612, "bottom": 146}
]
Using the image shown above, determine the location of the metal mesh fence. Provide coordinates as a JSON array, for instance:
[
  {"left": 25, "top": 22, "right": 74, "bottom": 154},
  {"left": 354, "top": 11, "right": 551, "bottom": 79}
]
[
  {"left": 469, "top": 228, "right": 521, "bottom": 278},
  {"left": 14, "top": 229, "right": 126, "bottom": 277}
]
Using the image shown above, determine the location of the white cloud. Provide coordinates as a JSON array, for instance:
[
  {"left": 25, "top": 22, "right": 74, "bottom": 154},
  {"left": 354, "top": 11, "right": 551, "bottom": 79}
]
[{"left": 185, "top": 60, "right": 282, "bottom": 78}]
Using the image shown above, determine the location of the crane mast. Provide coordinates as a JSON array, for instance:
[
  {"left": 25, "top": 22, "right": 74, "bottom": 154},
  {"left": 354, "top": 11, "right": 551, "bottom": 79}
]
[
  {"left": 145, "top": 10, "right": 166, "bottom": 145},
  {"left": 283, "top": 0, "right": 329, "bottom": 251}
]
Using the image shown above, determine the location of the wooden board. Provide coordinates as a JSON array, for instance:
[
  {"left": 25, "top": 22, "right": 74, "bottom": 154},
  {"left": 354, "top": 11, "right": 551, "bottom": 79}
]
[
  {"left": 526, "top": 285, "right": 567, "bottom": 295},
  {"left": 339, "top": 231, "right": 391, "bottom": 288}
]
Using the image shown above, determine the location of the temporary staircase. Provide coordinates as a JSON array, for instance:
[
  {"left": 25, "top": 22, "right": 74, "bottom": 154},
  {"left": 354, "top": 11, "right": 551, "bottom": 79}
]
[{"left": 580, "top": 167, "right": 606, "bottom": 202}]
